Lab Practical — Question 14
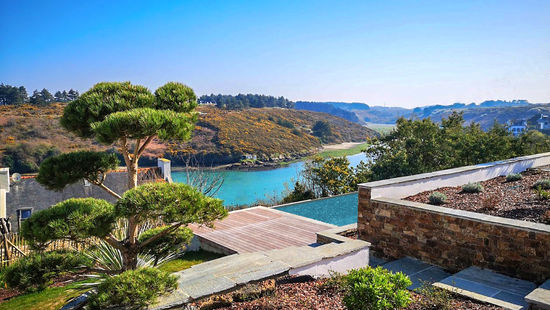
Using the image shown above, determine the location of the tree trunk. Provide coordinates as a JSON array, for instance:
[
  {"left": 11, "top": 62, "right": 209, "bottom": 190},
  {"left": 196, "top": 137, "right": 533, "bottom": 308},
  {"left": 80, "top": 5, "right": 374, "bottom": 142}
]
[
  {"left": 121, "top": 245, "right": 138, "bottom": 271},
  {"left": 128, "top": 160, "right": 138, "bottom": 190}
]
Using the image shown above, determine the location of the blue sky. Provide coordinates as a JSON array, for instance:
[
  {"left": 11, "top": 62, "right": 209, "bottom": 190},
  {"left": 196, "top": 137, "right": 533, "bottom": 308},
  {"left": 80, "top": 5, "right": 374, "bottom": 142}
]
[{"left": 1, "top": 0, "right": 549, "bottom": 108}]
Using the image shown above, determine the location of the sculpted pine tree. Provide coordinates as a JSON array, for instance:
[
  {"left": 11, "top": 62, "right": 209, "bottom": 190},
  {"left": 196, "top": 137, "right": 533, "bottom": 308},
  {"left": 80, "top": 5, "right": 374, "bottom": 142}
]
[{"left": 24, "top": 82, "right": 227, "bottom": 270}]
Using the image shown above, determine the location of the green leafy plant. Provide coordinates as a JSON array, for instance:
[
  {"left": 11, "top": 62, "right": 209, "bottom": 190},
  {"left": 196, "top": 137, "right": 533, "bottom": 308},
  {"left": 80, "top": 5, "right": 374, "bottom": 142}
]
[
  {"left": 533, "top": 179, "right": 550, "bottom": 190},
  {"left": 415, "top": 282, "right": 453, "bottom": 310},
  {"left": 341, "top": 266, "right": 412, "bottom": 310},
  {"left": 506, "top": 173, "right": 523, "bottom": 182},
  {"left": 429, "top": 192, "right": 447, "bottom": 205},
  {"left": 86, "top": 268, "right": 177, "bottom": 309},
  {"left": 461, "top": 182, "right": 484, "bottom": 193},
  {"left": 1, "top": 250, "right": 92, "bottom": 292},
  {"left": 535, "top": 186, "right": 550, "bottom": 200},
  {"left": 138, "top": 226, "right": 193, "bottom": 265}
]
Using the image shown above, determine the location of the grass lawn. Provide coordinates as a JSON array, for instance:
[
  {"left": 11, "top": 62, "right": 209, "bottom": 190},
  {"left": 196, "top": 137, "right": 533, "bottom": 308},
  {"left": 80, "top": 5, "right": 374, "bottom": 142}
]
[
  {"left": 366, "top": 123, "right": 395, "bottom": 136},
  {"left": 314, "top": 142, "right": 369, "bottom": 159},
  {"left": 0, "top": 280, "right": 90, "bottom": 310},
  {"left": 158, "top": 250, "right": 224, "bottom": 273}
]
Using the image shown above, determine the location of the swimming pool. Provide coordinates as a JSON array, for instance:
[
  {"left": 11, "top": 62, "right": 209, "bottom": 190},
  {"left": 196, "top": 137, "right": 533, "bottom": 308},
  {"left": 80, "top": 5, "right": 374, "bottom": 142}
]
[{"left": 275, "top": 193, "right": 358, "bottom": 226}]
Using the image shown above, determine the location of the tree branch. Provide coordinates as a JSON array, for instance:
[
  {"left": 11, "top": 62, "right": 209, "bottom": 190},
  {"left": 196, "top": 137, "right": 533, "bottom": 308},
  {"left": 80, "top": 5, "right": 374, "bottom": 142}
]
[
  {"left": 133, "top": 138, "right": 141, "bottom": 163},
  {"left": 139, "top": 222, "right": 183, "bottom": 249},
  {"left": 95, "top": 182, "right": 122, "bottom": 199},
  {"left": 102, "top": 234, "right": 125, "bottom": 251},
  {"left": 119, "top": 137, "right": 132, "bottom": 168},
  {"left": 137, "top": 135, "right": 155, "bottom": 158}
]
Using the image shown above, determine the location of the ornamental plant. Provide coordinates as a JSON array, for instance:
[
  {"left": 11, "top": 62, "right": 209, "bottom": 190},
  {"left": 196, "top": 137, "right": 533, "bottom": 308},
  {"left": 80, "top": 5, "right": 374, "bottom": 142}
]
[
  {"left": 87, "top": 267, "right": 177, "bottom": 310},
  {"left": 461, "top": 182, "right": 484, "bottom": 193},
  {"left": 428, "top": 192, "right": 447, "bottom": 205},
  {"left": 22, "top": 82, "right": 228, "bottom": 272},
  {"left": 342, "top": 266, "right": 412, "bottom": 310},
  {"left": 505, "top": 173, "right": 522, "bottom": 182}
]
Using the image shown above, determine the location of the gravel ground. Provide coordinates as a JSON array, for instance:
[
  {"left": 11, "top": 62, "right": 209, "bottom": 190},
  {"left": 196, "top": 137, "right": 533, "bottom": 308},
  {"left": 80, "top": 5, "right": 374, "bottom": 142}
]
[
  {"left": 405, "top": 170, "right": 550, "bottom": 224},
  {"left": 194, "top": 276, "right": 501, "bottom": 310}
]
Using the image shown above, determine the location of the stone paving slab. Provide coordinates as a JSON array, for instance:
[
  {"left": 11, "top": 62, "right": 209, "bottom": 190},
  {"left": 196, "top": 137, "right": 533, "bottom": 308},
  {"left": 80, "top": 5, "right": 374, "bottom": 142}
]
[
  {"left": 434, "top": 267, "right": 536, "bottom": 310},
  {"left": 381, "top": 257, "right": 451, "bottom": 290},
  {"left": 525, "top": 279, "right": 550, "bottom": 310}
]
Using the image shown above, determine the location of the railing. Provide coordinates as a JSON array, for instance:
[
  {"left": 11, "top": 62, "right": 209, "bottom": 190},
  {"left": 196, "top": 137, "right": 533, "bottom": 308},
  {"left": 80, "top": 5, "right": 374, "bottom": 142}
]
[{"left": 0, "top": 233, "right": 98, "bottom": 267}]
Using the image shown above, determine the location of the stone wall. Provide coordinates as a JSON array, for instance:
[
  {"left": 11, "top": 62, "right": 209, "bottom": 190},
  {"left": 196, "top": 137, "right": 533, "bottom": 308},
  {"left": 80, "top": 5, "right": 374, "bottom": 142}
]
[
  {"left": 358, "top": 187, "right": 550, "bottom": 283},
  {"left": 6, "top": 167, "right": 163, "bottom": 231}
]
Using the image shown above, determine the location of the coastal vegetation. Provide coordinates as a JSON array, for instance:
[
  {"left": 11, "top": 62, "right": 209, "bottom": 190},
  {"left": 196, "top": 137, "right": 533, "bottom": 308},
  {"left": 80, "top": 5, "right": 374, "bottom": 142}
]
[
  {"left": 285, "top": 112, "right": 550, "bottom": 202},
  {"left": 199, "top": 93, "right": 294, "bottom": 109}
]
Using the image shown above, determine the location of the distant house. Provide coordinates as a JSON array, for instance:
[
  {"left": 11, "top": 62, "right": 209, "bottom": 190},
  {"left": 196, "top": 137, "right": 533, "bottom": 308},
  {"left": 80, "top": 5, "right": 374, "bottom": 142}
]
[
  {"left": 508, "top": 120, "right": 527, "bottom": 136},
  {"left": 243, "top": 154, "right": 257, "bottom": 161},
  {"left": 538, "top": 114, "right": 550, "bottom": 130}
]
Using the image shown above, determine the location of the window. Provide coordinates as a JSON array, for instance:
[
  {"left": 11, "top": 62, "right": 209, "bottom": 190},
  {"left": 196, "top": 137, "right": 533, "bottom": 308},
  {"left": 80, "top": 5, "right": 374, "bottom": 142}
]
[{"left": 17, "top": 208, "right": 32, "bottom": 220}]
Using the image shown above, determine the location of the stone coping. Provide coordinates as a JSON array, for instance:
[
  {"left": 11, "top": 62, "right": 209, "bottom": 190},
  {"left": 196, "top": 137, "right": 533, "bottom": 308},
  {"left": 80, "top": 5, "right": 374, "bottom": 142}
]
[
  {"left": 150, "top": 225, "right": 369, "bottom": 309},
  {"left": 374, "top": 197, "right": 550, "bottom": 234},
  {"left": 359, "top": 152, "right": 550, "bottom": 189},
  {"left": 525, "top": 279, "right": 550, "bottom": 310}
]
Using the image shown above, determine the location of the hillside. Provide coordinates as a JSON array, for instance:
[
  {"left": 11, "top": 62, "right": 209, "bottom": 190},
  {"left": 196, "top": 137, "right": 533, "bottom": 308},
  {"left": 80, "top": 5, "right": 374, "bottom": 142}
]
[
  {"left": 0, "top": 104, "right": 376, "bottom": 172},
  {"left": 167, "top": 106, "right": 376, "bottom": 165}
]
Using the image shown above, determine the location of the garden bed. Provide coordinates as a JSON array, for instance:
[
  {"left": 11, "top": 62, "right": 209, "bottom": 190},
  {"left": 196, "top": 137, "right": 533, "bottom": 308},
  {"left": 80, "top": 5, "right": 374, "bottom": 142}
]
[
  {"left": 193, "top": 275, "right": 502, "bottom": 310},
  {"left": 405, "top": 169, "right": 550, "bottom": 224}
]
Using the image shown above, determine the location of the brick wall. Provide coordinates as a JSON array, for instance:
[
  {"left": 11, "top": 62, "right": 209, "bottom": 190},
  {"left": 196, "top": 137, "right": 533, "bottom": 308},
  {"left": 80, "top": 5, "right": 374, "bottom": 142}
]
[{"left": 358, "top": 187, "right": 550, "bottom": 283}]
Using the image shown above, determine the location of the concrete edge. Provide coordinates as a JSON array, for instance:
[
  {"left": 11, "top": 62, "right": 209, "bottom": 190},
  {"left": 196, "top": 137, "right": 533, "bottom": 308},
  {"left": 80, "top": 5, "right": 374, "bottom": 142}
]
[
  {"left": 524, "top": 287, "right": 550, "bottom": 309},
  {"left": 433, "top": 282, "right": 524, "bottom": 310},
  {"left": 373, "top": 197, "right": 550, "bottom": 234}
]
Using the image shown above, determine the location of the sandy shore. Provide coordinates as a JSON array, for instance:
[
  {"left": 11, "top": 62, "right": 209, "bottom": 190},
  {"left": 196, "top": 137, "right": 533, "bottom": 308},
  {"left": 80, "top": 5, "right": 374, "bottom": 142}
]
[{"left": 321, "top": 142, "right": 364, "bottom": 150}]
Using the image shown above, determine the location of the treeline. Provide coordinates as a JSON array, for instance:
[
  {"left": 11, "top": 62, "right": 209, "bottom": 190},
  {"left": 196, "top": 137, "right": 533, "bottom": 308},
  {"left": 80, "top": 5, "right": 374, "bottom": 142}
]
[
  {"left": 283, "top": 111, "right": 550, "bottom": 202},
  {"left": 199, "top": 94, "right": 294, "bottom": 109},
  {"left": 0, "top": 84, "right": 79, "bottom": 105}
]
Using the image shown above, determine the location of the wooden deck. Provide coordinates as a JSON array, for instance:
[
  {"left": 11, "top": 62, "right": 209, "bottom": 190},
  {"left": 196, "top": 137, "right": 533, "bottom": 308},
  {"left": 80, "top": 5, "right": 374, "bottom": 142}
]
[{"left": 189, "top": 207, "right": 335, "bottom": 254}]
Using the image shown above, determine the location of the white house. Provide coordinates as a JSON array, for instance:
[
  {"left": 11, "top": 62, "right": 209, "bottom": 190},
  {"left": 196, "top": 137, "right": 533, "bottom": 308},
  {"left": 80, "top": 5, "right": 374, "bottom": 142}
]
[
  {"left": 538, "top": 114, "right": 550, "bottom": 130},
  {"left": 508, "top": 120, "right": 527, "bottom": 136}
]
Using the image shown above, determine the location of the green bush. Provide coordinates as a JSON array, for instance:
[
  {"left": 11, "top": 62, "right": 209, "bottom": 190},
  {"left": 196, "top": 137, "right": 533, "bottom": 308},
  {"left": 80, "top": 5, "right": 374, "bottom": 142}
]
[
  {"left": 461, "top": 182, "right": 483, "bottom": 193},
  {"left": 429, "top": 192, "right": 447, "bottom": 205},
  {"left": 533, "top": 179, "right": 550, "bottom": 190},
  {"left": 342, "top": 266, "right": 412, "bottom": 310},
  {"left": 506, "top": 173, "right": 523, "bottom": 182},
  {"left": 1, "top": 250, "right": 92, "bottom": 292},
  {"left": 535, "top": 186, "right": 550, "bottom": 200},
  {"left": 282, "top": 182, "right": 315, "bottom": 203},
  {"left": 87, "top": 268, "right": 177, "bottom": 309},
  {"left": 415, "top": 282, "right": 453, "bottom": 310}
]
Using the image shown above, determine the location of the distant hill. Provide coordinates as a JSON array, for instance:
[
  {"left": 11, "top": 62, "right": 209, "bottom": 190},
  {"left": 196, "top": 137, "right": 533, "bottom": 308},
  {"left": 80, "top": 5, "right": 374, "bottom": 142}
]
[
  {"left": 294, "top": 101, "right": 361, "bottom": 123},
  {"left": 296, "top": 100, "right": 546, "bottom": 127},
  {"left": 0, "top": 104, "right": 376, "bottom": 172}
]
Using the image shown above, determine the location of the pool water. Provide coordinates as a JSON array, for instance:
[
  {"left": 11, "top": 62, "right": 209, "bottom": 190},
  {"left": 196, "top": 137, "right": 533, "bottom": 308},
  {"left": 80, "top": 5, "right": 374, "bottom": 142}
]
[{"left": 275, "top": 193, "right": 358, "bottom": 226}]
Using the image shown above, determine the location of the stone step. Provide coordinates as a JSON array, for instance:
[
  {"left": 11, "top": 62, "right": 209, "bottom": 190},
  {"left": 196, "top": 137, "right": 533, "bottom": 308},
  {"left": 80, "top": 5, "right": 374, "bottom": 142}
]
[
  {"left": 381, "top": 257, "right": 451, "bottom": 290},
  {"left": 525, "top": 279, "right": 550, "bottom": 310},
  {"left": 434, "top": 266, "right": 536, "bottom": 310}
]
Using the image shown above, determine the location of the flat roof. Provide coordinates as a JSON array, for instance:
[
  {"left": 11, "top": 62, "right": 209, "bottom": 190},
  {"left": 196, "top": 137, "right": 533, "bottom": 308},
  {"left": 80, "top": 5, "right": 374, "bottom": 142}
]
[{"left": 189, "top": 206, "right": 334, "bottom": 254}]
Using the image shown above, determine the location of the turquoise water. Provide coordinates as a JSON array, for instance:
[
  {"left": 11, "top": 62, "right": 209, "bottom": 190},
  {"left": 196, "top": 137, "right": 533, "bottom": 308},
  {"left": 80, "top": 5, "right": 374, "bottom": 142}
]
[
  {"left": 275, "top": 193, "right": 358, "bottom": 226},
  {"left": 172, "top": 153, "right": 367, "bottom": 206}
]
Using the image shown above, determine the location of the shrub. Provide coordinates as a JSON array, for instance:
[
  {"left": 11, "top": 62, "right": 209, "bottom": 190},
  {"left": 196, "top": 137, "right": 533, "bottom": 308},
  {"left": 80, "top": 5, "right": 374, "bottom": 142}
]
[
  {"left": 282, "top": 182, "right": 315, "bottom": 203},
  {"left": 342, "top": 266, "right": 412, "bottom": 310},
  {"left": 462, "top": 182, "right": 483, "bottom": 193},
  {"left": 1, "top": 250, "right": 92, "bottom": 292},
  {"left": 535, "top": 186, "right": 550, "bottom": 200},
  {"left": 415, "top": 282, "right": 453, "bottom": 310},
  {"left": 429, "top": 192, "right": 447, "bottom": 205},
  {"left": 533, "top": 179, "right": 550, "bottom": 190},
  {"left": 506, "top": 173, "right": 523, "bottom": 182},
  {"left": 87, "top": 268, "right": 177, "bottom": 310}
]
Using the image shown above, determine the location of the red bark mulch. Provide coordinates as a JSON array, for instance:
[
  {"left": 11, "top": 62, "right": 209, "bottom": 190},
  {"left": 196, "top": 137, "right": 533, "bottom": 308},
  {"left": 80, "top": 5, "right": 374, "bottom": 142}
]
[
  {"left": 194, "top": 276, "right": 501, "bottom": 310},
  {"left": 405, "top": 169, "right": 550, "bottom": 224}
]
